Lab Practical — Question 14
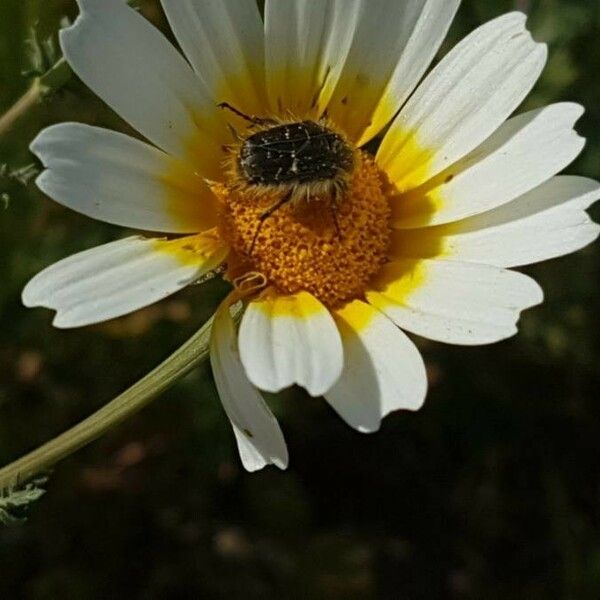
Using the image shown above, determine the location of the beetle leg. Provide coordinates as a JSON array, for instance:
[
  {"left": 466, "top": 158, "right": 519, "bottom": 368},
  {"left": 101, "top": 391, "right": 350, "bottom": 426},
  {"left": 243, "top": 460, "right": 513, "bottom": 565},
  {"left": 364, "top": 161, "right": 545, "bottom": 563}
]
[
  {"left": 250, "top": 189, "right": 294, "bottom": 255},
  {"left": 330, "top": 188, "right": 343, "bottom": 240}
]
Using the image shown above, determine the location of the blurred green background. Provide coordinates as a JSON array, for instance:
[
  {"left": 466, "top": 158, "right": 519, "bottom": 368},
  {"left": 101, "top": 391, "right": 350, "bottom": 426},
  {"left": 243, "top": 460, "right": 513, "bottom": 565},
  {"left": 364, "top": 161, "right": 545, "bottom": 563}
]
[{"left": 1, "top": 1, "right": 599, "bottom": 598}]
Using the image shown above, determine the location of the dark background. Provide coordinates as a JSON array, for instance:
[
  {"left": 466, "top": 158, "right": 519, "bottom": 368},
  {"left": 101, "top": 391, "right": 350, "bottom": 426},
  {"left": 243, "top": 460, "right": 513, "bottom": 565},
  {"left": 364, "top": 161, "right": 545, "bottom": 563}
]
[{"left": 1, "top": 1, "right": 599, "bottom": 598}]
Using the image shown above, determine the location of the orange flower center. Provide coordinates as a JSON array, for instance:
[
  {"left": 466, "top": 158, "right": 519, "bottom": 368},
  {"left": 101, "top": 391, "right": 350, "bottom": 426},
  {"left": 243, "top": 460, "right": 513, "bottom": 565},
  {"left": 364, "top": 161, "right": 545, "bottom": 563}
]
[{"left": 215, "top": 152, "right": 392, "bottom": 308}]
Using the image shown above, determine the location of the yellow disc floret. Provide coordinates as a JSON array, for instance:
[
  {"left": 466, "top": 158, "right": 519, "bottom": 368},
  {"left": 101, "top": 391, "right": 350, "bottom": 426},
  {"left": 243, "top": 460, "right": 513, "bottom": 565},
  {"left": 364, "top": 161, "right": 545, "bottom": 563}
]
[{"left": 216, "top": 153, "right": 392, "bottom": 308}]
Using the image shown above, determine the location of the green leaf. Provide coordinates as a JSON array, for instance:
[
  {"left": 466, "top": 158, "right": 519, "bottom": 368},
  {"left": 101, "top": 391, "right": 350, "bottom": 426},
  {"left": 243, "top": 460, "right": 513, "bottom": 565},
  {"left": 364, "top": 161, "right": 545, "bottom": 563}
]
[{"left": 0, "top": 477, "right": 47, "bottom": 525}]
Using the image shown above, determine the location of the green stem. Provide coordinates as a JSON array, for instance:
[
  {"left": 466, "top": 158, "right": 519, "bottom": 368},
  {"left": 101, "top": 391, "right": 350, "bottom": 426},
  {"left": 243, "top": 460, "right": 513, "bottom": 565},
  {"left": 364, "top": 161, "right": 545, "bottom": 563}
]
[
  {"left": 0, "top": 57, "right": 73, "bottom": 138},
  {"left": 0, "top": 80, "right": 42, "bottom": 137},
  {"left": 0, "top": 0, "right": 140, "bottom": 137},
  {"left": 39, "top": 57, "right": 73, "bottom": 96},
  {"left": 0, "top": 316, "right": 217, "bottom": 490}
]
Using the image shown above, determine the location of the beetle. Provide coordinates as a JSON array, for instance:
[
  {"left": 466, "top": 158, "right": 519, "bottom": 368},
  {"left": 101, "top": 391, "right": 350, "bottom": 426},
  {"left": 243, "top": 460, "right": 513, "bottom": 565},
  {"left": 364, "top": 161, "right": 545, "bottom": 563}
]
[{"left": 219, "top": 103, "right": 356, "bottom": 252}]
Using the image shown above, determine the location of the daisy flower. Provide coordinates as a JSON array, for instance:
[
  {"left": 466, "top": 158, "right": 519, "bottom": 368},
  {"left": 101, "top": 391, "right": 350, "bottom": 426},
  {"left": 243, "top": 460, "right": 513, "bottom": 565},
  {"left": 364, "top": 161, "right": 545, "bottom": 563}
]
[{"left": 23, "top": 0, "right": 599, "bottom": 472}]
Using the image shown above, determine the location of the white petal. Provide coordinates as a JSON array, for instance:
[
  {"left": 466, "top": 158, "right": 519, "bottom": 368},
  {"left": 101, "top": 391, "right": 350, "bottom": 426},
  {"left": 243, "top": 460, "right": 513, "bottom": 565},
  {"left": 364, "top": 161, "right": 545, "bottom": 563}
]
[
  {"left": 31, "top": 123, "right": 219, "bottom": 234},
  {"left": 367, "top": 259, "right": 544, "bottom": 346},
  {"left": 238, "top": 291, "right": 343, "bottom": 397},
  {"left": 160, "top": 0, "right": 267, "bottom": 114},
  {"left": 378, "top": 12, "right": 547, "bottom": 192},
  {"left": 61, "top": 0, "right": 224, "bottom": 163},
  {"left": 447, "top": 177, "right": 600, "bottom": 267},
  {"left": 210, "top": 299, "right": 288, "bottom": 472},
  {"left": 22, "top": 235, "right": 227, "bottom": 328},
  {"left": 391, "top": 103, "right": 586, "bottom": 228},
  {"left": 264, "top": 0, "right": 362, "bottom": 117},
  {"left": 328, "top": 0, "right": 460, "bottom": 144},
  {"left": 391, "top": 177, "right": 600, "bottom": 268},
  {"left": 325, "top": 301, "right": 427, "bottom": 433}
]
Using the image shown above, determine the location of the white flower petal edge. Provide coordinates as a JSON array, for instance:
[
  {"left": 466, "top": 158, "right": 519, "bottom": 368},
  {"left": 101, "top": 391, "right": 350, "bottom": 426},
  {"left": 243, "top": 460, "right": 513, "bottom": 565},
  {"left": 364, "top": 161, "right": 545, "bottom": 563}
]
[
  {"left": 160, "top": 0, "right": 267, "bottom": 114},
  {"left": 239, "top": 292, "right": 344, "bottom": 397},
  {"left": 210, "top": 299, "right": 288, "bottom": 472},
  {"left": 446, "top": 177, "right": 600, "bottom": 267},
  {"left": 324, "top": 301, "right": 427, "bottom": 434},
  {"left": 327, "top": 0, "right": 459, "bottom": 143},
  {"left": 264, "top": 0, "right": 362, "bottom": 116},
  {"left": 378, "top": 12, "right": 547, "bottom": 192},
  {"left": 61, "top": 0, "right": 223, "bottom": 161},
  {"left": 367, "top": 259, "right": 544, "bottom": 346},
  {"left": 391, "top": 176, "right": 600, "bottom": 269},
  {"left": 22, "top": 236, "right": 227, "bottom": 328},
  {"left": 31, "top": 123, "right": 218, "bottom": 234},
  {"left": 392, "top": 103, "right": 586, "bottom": 228}
]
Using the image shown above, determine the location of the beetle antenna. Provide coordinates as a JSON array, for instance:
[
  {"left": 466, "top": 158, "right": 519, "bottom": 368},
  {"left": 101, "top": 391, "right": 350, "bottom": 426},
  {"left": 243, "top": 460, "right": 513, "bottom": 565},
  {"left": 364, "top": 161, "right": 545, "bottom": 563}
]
[{"left": 218, "top": 102, "right": 276, "bottom": 127}]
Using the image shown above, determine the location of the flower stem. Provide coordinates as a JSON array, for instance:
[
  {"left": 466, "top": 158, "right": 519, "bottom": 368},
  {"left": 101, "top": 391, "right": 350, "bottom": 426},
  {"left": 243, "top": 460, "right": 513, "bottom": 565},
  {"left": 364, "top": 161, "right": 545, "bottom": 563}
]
[
  {"left": 0, "top": 81, "right": 42, "bottom": 137},
  {"left": 0, "top": 315, "right": 218, "bottom": 490},
  {"left": 0, "top": 57, "right": 74, "bottom": 138},
  {"left": 1, "top": 0, "right": 142, "bottom": 137}
]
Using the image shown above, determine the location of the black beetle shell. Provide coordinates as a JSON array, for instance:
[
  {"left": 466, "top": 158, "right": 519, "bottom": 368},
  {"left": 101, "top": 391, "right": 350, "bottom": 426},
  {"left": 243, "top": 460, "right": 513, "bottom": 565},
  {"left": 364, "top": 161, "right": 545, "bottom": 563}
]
[{"left": 238, "top": 121, "right": 354, "bottom": 187}]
